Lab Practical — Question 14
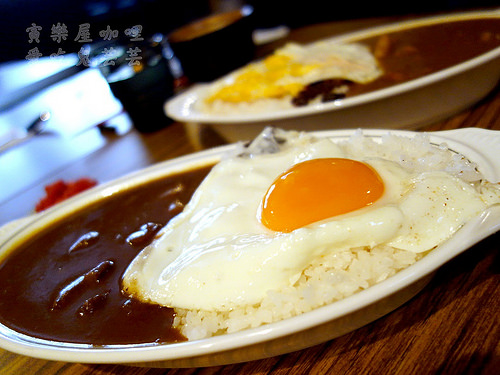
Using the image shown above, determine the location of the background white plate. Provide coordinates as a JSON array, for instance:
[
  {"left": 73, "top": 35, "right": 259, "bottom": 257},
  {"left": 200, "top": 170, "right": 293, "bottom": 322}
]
[
  {"left": 0, "top": 128, "right": 499, "bottom": 367},
  {"left": 165, "top": 9, "right": 500, "bottom": 142}
]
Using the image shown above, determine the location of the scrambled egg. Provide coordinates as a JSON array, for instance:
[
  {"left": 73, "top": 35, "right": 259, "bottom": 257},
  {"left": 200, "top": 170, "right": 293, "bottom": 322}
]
[{"left": 205, "top": 41, "right": 383, "bottom": 104}]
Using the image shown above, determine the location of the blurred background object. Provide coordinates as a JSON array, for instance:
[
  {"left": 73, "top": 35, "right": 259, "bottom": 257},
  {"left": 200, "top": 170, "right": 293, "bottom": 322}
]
[{"left": 1, "top": 0, "right": 498, "bottom": 64}]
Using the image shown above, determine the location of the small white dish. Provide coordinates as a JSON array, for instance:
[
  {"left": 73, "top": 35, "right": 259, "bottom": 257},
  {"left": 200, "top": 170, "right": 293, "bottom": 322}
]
[
  {"left": 165, "top": 9, "right": 500, "bottom": 142},
  {"left": 0, "top": 128, "right": 499, "bottom": 367}
]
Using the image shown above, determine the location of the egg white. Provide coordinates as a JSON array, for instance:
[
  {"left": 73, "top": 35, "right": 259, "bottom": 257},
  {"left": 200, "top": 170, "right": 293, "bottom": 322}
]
[
  {"left": 277, "top": 41, "right": 383, "bottom": 84},
  {"left": 122, "top": 131, "right": 494, "bottom": 311}
]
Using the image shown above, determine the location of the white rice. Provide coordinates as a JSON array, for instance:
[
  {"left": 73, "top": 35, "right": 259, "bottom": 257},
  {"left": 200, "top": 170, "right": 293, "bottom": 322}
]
[
  {"left": 171, "top": 130, "right": 493, "bottom": 340},
  {"left": 174, "top": 244, "right": 422, "bottom": 340},
  {"left": 197, "top": 96, "right": 296, "bottom": 115}
]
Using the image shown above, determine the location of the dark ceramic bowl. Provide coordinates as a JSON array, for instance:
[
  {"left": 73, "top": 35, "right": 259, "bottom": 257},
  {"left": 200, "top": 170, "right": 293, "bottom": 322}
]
[{"left": 168, "top": 5, "right": 255, "bottom": 83}]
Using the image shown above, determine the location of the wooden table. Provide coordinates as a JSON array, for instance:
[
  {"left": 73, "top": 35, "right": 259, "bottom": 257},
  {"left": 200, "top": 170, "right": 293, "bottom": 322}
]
[{"left": 0, "top": 13, "right": 499, "bottom": 375}]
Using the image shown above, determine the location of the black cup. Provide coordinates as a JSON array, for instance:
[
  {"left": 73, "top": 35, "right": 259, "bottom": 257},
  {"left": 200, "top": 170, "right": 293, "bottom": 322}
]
[{"left": 101, "top": 40, "right": 175, "bottom": 133}]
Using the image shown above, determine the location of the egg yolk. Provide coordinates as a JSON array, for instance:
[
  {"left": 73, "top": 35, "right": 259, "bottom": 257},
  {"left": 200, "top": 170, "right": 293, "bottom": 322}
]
[{"left": 259, "top": 158, "right": 384, "bottom": 232}]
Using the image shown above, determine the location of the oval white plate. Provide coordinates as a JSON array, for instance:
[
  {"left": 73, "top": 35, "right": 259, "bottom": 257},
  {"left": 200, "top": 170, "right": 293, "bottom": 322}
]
[
  {"left": 165, "top": 9, "right": 500, "bottom": 142},
  {"left": 0, "top": 128, "right": 499, "bottom": 367}
]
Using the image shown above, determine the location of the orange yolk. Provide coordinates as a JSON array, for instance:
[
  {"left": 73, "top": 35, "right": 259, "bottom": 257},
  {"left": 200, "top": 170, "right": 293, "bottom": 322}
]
[{"left": 259, "top": 158, "right": 385, "bottom": 233}]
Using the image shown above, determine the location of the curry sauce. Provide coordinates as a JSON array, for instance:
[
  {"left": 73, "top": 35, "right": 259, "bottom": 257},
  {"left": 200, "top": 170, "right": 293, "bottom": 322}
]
[
  {"left": 292, "top": 18, "right": 500, "bottom": 105},
  {"left": 0, "top": 166, "right": 212, "bottom": 345}
]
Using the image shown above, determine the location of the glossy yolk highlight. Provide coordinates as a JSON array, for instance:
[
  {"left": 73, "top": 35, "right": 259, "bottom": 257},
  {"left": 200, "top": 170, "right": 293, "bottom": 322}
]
[{"left": 259, "top": 158, "right": 385, "bottom": 232}]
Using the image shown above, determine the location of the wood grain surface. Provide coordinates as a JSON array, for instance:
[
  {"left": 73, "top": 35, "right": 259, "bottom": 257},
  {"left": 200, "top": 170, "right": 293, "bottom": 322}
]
[{"left": 0, "top": 12, "right": 499, "bottom": 375}]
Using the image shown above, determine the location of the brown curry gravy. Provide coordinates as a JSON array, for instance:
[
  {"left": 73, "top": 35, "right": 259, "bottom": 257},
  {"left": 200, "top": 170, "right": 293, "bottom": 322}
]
[
  {"left": 0, "top": 165, "right": 212, "bottom": 346},
  {"left": 293, "top": 18, "right": 500, "bottom": 105},
  {"left": 351, "top": 18, "right": 500, "bottom": 96}
]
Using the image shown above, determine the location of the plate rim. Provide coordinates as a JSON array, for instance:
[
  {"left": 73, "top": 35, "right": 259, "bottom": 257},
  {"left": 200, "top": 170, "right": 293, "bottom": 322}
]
[{"left": 165, "top": 8, "right": 500, "bottom": 124}]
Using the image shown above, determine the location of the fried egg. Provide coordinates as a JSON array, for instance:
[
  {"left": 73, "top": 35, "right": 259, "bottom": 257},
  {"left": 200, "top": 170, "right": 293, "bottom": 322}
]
[
  {"left": 122, "top": 129, "right": 499, "bottom": 311},
  {"left": 204, "top": 41, "right": 382, "bottom": 104}
]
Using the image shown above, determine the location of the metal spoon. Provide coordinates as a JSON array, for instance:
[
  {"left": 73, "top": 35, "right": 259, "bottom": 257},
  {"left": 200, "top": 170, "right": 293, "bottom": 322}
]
[{"left": 0, "top": 111, "right": 51, "bottom": 154}]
